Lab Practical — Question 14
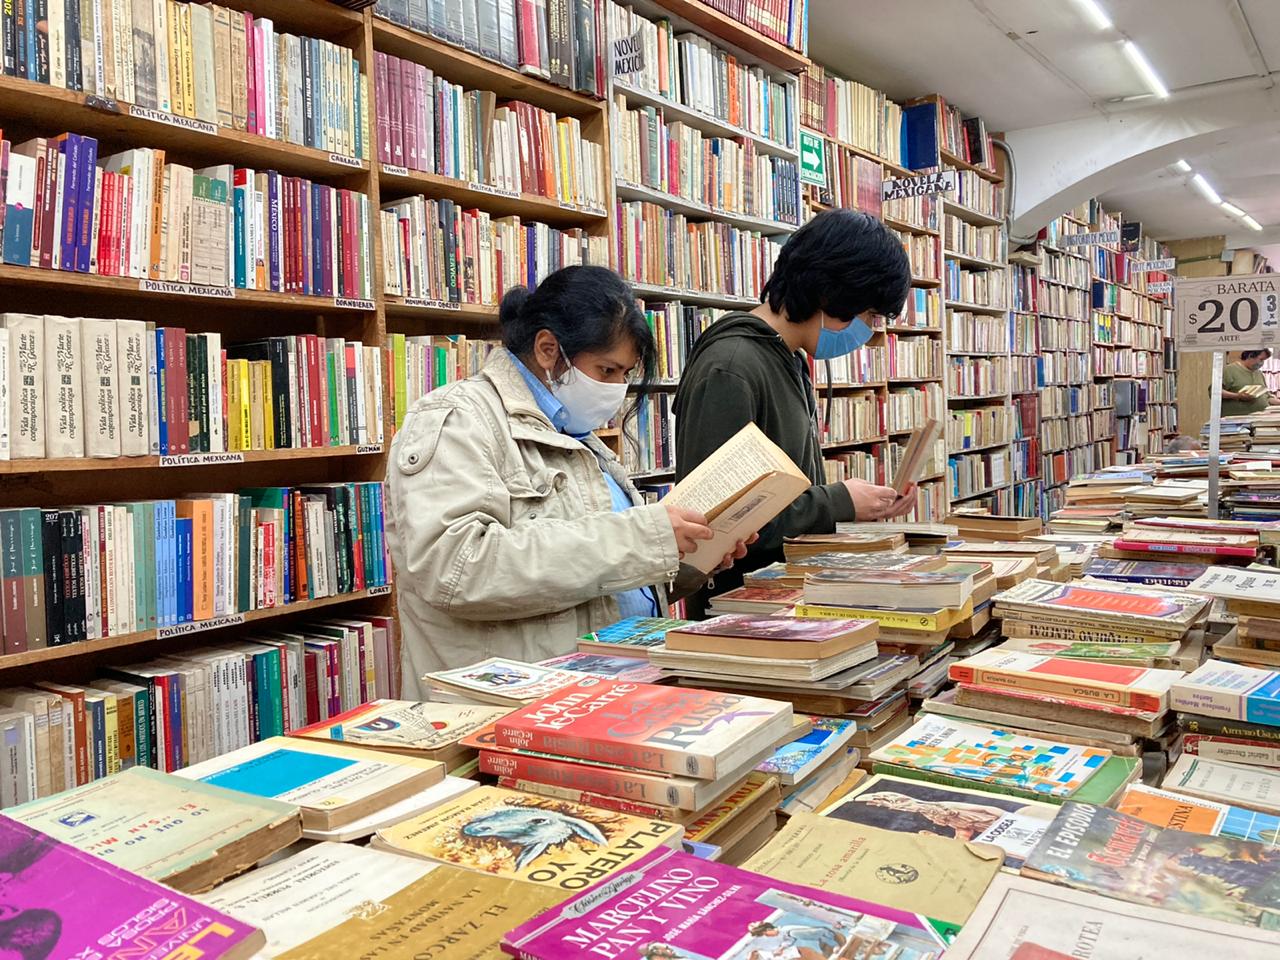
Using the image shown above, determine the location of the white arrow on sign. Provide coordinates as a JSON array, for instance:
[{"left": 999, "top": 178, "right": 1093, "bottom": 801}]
[{"left": 802, "top": 145, "right": 822, "bottom": 165}]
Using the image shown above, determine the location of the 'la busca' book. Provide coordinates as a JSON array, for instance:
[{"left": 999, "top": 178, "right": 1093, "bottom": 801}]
[{"left": 501, "top": 846, "right": 951, "bottom": 958}]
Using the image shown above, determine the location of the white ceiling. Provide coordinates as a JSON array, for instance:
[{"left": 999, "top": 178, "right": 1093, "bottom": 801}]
[{"left": 807, "top": 0, "right": 1279, "bottom": 244}]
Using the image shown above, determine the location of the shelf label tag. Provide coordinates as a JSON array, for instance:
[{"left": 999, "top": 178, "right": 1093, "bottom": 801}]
[
  {"left": 1135, "top": 258, "right": 1176, "bottom": 273},
  {"left": 140, "top": 279, "right": 235, "bottom": 298},
  {"left": 1061, "top": 230, "right": 1121, "bottom": 247},
  {"left": 467, "top": 181, "right": 520, "bottom": 199},
  {"left": 883, "top": 170, "right": 956, "bottom": 201},
  {"left": 356, "top": 444, "right": 384, "bottom": 455},
  {"left": 157, "top": 613, "right": 246, "bottom": 639},
  {"left": 333, "top": 297, "right": 376, "bottom": 311},
  {"left": 368, "top": 584, "right": 392, "bottom": 596},
  {"left": 1148, "top": 280, "right": 1173, "bottom": 295},
  {"left": 381, "top": 163, "right": 410, "bottom": 177},
  {"left": 129, "top": 104, "right": 218, "bottom": 135},
  {"left": 159, "top": 452, "right": 246, "bottom": 467},
  {"left": 613, "top": 28, "right": 645, "bottom": 76},
  {"left": 328, "top": 152, "right": 364, "bottom": 169},
  {"left": 799, "top": 130, "right": 826, "bottom": 186},
  {"left": 1175, "top": 273, "right": 1279, "bottom": 352},
  {"left": 401, "top": 297, "right": 460, "bottom": 310}
]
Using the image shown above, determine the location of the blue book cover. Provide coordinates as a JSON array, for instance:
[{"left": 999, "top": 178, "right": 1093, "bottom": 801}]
[
  {"left": 152, "top": 500, "right": 168, "bottom": 628},
  {"left": 22, "top": 0, "right": 34, "bottom": 81},
  {"left": 267, "top": 172, "right": 281, "bottom": 293},
  {"left": 86, "top": 695, "right": 106, "bottom": 779},
  {"left": 175, "top": 517, "right": 192, "bottom": 624},
  {"left": 2, "top": 150, "right": 35, "bottom": 265},
  {"left": 154, "top": 328, "right": 168, "bottom": 455},
  {"left": 167, "top": 673, "right": 184, "bottom": 771},
  {"left": 903, "top": 101, "right": 939, "bottom": 171},
  {"left": 199, "top": 746, "right": 354, "bottom": 798},
  {"left": 75, "top": 135, "right": 97, "bottom": 272},
  {"left": 56, "top": 133, "right": 81, "bottom": 272}
]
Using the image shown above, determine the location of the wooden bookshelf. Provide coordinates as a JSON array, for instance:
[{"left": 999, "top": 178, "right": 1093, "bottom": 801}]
[{"left": 634, "top": 0, "right": 810, "bottom": 73}]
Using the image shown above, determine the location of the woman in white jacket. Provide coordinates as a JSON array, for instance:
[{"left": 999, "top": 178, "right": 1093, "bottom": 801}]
[{"left": 385, "top": 266, "right": 748, "bottom": 695}]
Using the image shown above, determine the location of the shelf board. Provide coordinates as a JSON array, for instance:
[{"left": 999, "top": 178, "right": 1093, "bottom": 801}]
[
  {"left": 823, "top": 436, "right": 887, "bottom": 450},
  {"left": 886, "top": 326, "right": 942, "bottom": 334},
  {"left": 948, "top": 439, "right": 1011, "bottom": 456},
  {"left": 631, "top": 0, "right": 810, "bottom": 72},
  {"left": 613, "top": 79, "right": 798, "bottom": 158},
  {"left": 888, "top": 375, "right": 944, "bottom": 383},
  {"left": 628, "top": 282, "right": 761, "bottom": 310},
  {"left": 383, "top": 296, "right": 498, "bottom": 322},
  {"left": 911, "top": 276, "right": 943, "bottom": 287},
  {"left": 946, "top": 348, "right": 1013, "bottom": 357},
  {"left": 882, "top": 215, "right": 940, "bottom": 237},
  {"left": 0, "top": 585, "right": 392, "bottom": 670},
  {"left": 943, "top": 249, "right": 1006, "bottom": 271},
  {"left": 0, "top": 76, "right": 369, "bottom": 180},
  {"left": 615, "top": 180, "right": 799, "bottom": 234},
  {"left": 943, "top": 200, "right": 1003, "bottom": 227},
  {"left": 945, "top": 300, "right": 1008, "bottom": 316},
  {"left": 951, "top": 482, "right": 1009, "bottom": 502},
  {"left": 810, "top": 130, "right": 911, "bottom": 177},
  {"left": 0, "top": 445, "right": 385, "bottom": 475},
  {"left": 380, "top": 165, "right": 608, "bottom": 226},
  {"left": 826, "top": 382, "right": 888, "bottom": 390},
  {"left": 940, "top": 149, "right": 1003, "bottom": 184},
  {"left": 631, "top": 468, "right": 677, "bottom": 481},
  {"left": 949, "top": 392, "right": 1009, "bottom": 402}
]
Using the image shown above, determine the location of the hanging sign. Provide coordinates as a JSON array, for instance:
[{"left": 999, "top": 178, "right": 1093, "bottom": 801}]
[
  {"left": 612, "top": 29, "right": 645, "bottom": 75},
  {"left": 1060, "top": 230, "right": 1120, "bottom": 247},
  {"left": 1148, "top": 280, "right": 1173, "bottom": 295},
  {"left": 1135, "top": 258, "right": 1176, "bottom": 273},
  {"left": 1174, "top": 273, "right": 1280, "bottom": 352},
  {"left": 799, "top": 130, "right": 826, "bottom": 186},
  {"left": 882, "top": 170, "right": 956, "bottom": 201}
]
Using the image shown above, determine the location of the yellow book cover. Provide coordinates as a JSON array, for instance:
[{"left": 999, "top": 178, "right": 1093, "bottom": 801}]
[
  {"left": 100, "top": 693, "right": 120, "bottom": 775},
  {"left": 260, "top": 359, "right": 275, "bottom": 450},
  {"left": 179, "top": 3, "right": 196, "bottom": 119},
  {"left": 744, "top": 812, "right": 1003, "bottom": 926},
  {"left": 148, "top": 148, "right": 167, "bottom": 279},
  {"left": 232, "top": 358, "right": 251, "bottom": 449},
  {"left": 794, "top": 599, "right": 973, "bottom": 632},
  {"left": 684, "top": 772, "right": 779, "bottom": 843},
  {"left": 372, "top": 785, "right": 683, "bottom": 891}
]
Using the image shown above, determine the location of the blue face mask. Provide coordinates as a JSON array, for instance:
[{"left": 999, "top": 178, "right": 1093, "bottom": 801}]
[{"left": 813, "top": 315, "right": 874, "bottom": 360}]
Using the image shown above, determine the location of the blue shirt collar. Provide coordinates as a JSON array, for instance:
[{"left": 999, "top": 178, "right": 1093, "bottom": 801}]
[{"left": 509, "top": 349, "right": 570, "bottom": 433}]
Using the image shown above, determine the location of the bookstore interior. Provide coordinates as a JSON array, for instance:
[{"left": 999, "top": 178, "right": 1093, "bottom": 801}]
[{"left": 4, "top": 0, "right": 1280, "bottom": 956}]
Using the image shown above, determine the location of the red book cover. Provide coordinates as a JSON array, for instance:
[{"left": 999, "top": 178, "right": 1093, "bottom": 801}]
[
  {"left": 96, "top": 506, "right": 107, "bottom": 639},
  {"left": 342, "top": 190, "right": 357, "bottom": 297},
  {"left": 493, "top": 678, "right": 791, "bottom": 779},
  {"left": 279, "top": 177, "right": 293, "bottom": 293},
  {"left": 516, "top": 0, "right": 542, "bottom": 75},
  {"left": 1182, "top": 732, "right": 1280, "bottom": 764},
  {"left": 400, "top": 58, "right": 417, "bottom": 172},
  {"left": 244, "top": 12, "right": 258, "bottom": 135},
  {"left": 481, "top": 748, "right": 701, "bottom": 809},
  {"left": 374, "top": 52, "right": 392, "bottom": 165},
  {"left": 261, "top": 519, "right": 276, "bottom": 608},
  {"left": 355, "top": 626, "right": 368, "bottom": 703},
  {"left": 303, "top": 648, "right": 321, "bottom": 725},
  {"left": 96, "top": 172, "right": 114, "bottom": 277},
  {"left": 349, "top": 486, "right": 365, "bottom": 592},
  {"left": 1112, "top": 538, "right": 1256, "bottom": 558},
  {"left": 291, "top": 489, "right": 308, "bottom": 600},
  {"left": 38, "top": 139, "right": 57, "bottom": 269},
  {"left": 162, "top": 328, "right": 187, "bottom": 454}
]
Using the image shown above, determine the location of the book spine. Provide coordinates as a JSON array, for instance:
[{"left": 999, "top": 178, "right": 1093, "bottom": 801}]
[
  {"left": 479, "top": 749, "right": 698, "bottom": 807},
  {"left": 1183, "top": 733, "right": 1280, "bottom": 769},
  {"left": 496, "top": 775, "right": 681, "bottom": 820},
  {"left": 949, "top": 662, "right": 1164, "bottom": 713}
]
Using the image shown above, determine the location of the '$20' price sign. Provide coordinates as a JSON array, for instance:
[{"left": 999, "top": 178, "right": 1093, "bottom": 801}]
[{"left": 1175, "top": 273, "right": 1280, "bottom": 352}]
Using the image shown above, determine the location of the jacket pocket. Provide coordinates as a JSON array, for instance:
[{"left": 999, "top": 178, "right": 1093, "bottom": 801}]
[
  {"left": 506, "top": 465, "right": 571, "bottom": 522},
  {"left": 395, "top": 406, "right": 452, "bottom": 477}
]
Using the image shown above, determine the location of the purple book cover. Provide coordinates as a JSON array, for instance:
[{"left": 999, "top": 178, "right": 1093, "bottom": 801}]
[
  {"left": 503, "top": 847, "right": 949, "bottom": 960},
  {"left": 0, "top": 814, "right": 262, "bottom": 959},
  {"left": 75, "top": 135, "right": 98, "bottom": 273},
  {"left": 57, "top": 133, "right": 81, "bottom": 272}
]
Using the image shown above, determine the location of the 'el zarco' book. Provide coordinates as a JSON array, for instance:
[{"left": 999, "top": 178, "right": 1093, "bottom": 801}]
[
  {"left": 5, "top": 766, "right": 301, "bottom": 893},
  {"left": 501, "top": 846, "right": 952, "bottom": 959},
  {"left": 821, "top": 773, "right": 1056, "bottom": 871},
  {"left": 0, "top": 814, "right": 264, "bottom": 959},
  {"left": 942, "top": 873, "right": 1280, "bottom": 960},
  {"left": 1115, "top": 782, "right": 1280, "bottom": 849},
  {"left": 288, "top": 700, "right": 511, "bottom": 765},
  {"left": 991, "top": 578, "right": 1209, "bottom": 638},
  {"left": 493, "top": 677, "right": 793, "bottom": 780},
  {"left": 1022, "top": 801, "right": 1280, "bottom": 928},
  {"left": 370, "top": 785, "right": 683, "bottom": 890},
  {"left": 175, "top": 736, "right": 445, "bottom": 830}
]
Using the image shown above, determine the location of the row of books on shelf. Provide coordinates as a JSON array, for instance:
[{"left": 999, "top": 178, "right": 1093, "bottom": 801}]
[
  {"left": 882, "top": 192, "right": 939, "bottom": 232},
  {"left": 1010, "top": 263, "right": 1037, "bottom": 312},
  {"left": 1010, "top": 311, "right": 1038, "bottom": 353},
  {"left": 948, "top": 446, "right": 1009, "bottom": 499},
  {"left": 806, "top": 145, "right": 882, "bottom": 218},
  {"left": 946, "top": 355, "right": 1006, "bottom": 397},
  {"left": 700, "top": 0, "right": 809, "bottom": 55},
  {"left": 3, "top": 314, "right": 384, "bottom": 461},
  {"left": 622, "top": 392, "right": 674, "bottom": 476},
  {"left": 893, "top": 286, "right": 941, "bottom": 329},
  {"left": 379, "top": 196, "right": 608, "bottom": 302},
  {"left": 943, "top": 215, "right": 1003, "bottom": 262},
  {"left": 1093, "top": 279, "right": 1138, "bottom": 314},
  {"left": 641, "top": 300, "right": 721, "bottom": 383},
  {"left": 616, "top": 200, "right": 782, "bottom": 298},
  {"left": 1095, "top": 347, "right": 1165, "bottom": 379},
  {"left": 948, "top": 405, "right": 1011, "bottom": 453},
  {"left": 886, "top": 382, "right": 943, "bottom": 433},
  {"left": 1010, "top": 356, "right": 1039, "bottom": 393},
  {"left": 825, "top": 343, "right": 884, "bottom": 385},
  {"left": 1038, "top": 350, "right": 1092, "bottom": 386},
  {"left": 1092, "top": 245, "right": 1129, "bottom": 284},
  {"left": 945, "top": 311, "right": 1008, "bottom": 354},
  {"left": 948, "top": 167, "right": 1003, "bottom": 217},
  {"left": 919, "top": 93, "right": 996, "bottom": 172},
  {"left": 944, "top": 262, "right": 1005, "bottom": 309},
  {"left": 817, "top": 392, "right": 883, "bottom": 445},
  {"left": 1039, "top": 316, "right": 1090, "bottom": 351},
  {"left": 1042, "top": 415, "right": 1092, "bottom": 453},
  {"left": 1041, "top": 384, "right": 1092, "bottom": 418},
  {"left": 386, "top": 333, "right": 499, "bottom": 429},
  {"left": 375, "top": 54, "right": 606, "bottom": 210},
  {"left": 894, "top": 229, "right": 939, "bottom": 280},
  {"left": 2, "top": 3, "right": 368, "bottom": 158},
  {"left": 886, "top": 333, "right": 941, "bottom": 380},
  {"left": 1012, "top": 392, "right": 1038, "bottom": 434},
  {"left": 0, "top": 481, "right": 387, "bottom": 654},
  {"left": 1010, "top": 435, "right": 1040, "bottom": 481},
  {"left": 799, "top": 64, "right": 903, "bottom": 166},
  {"left": 0, "top": 614, "right": 394, "bottom": 800},
  {"left": 375, "top": 0, "right": 607, "bottom": 97},
  {"left": 1, "top": 133, "right": 375, "bottom": 297},
  {"left": 1040, "top": 249, "right": 1092, "bottom": 289},
  {"left": 1094, "top": 315, "right": 1164, "bottom": 351},
  {"left": 606, "top": 1, "right": 797, "bottom": 150},
  {"left": 1039, "top": 283, "right": 1091, "bottom": 319},
  {"left": 613, "top": 100, "right": 801, "bottom": 224}
]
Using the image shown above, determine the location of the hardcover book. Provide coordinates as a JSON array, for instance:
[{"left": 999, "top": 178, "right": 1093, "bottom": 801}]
[
  {"left": 754, "top": 717, "right": 857, "bottom": 786},
  {"left": 992, "top": 579, "right": 1208, "bottom": 638},
  {"left": 288, "top": 700, "right": 510, "bottom": 765},
  {"left": 6, "top": 766, "right": 301, "bottom": 892},
  {"left": 822, "top": 772, "right": 1056, "bottom": 870},
  {"left": 501, "top": 846, "right": 951, "bottom": 958},
  {"left": 371, "top": 785, "right": 683, "bottom": 890},
  {"left": 948, "top": 649, "right": 1183, "bottom": 713}
]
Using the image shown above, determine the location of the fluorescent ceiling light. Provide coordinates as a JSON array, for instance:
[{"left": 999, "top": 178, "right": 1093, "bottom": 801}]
[
  {"left": 1072, "top": 0, "right": 1113, "bottom": 30},
  {"left": 1173, "top": 159, "right": 1191, "bottom": 173},
  {"left": 1243, "top": 215, "right": 1264, "bottom": 231},
  {"left": 1123, "top": 40, "right": 1169, "bottom": 98},
  {"left": 1220, "top": 202, "right": 1245, "bottom": 217},
  {"left": 1192, "top": 173, "right": 1222, "bottom": 205}
]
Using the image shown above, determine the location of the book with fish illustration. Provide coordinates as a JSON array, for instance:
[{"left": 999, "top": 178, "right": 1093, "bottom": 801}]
[
  {"left": 502, "top": 846, "right": 951, "bottom": 959},
  {"left": 369, "top": 785, "right": 683, "bottom": 890}
]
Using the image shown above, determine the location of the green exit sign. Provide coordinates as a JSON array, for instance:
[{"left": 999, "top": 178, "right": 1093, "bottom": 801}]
[{"left": 799, "top": 130, "right": 826, "bottom": 186}]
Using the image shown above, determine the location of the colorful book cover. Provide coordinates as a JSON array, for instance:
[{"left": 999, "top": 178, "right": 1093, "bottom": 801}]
[
  {"left": 993, "top": 579, "right": 1207, "bottom": 635},
  {"left": 0, "top": 813, "right": 263, "bottom": 958},
  {"left": 669, "top": 614, "right": 872, "bottom": 642},
  {"left": 1172, "top": 660, "right": 1280, "bottom": 727},
  {"left": 425, "top": 658, "right": 590, "bottom": 702},
  {"left": 494, "top": 678, "right": 793, "bottom": 780},
  {"left": 1082, "top": 557, "right": 1206, "bottom": 587},
  {"left": 709, "top": 585, "right": 804, "bottom": 606},
  {"left": 289, "top": 700, "right": 508, "bottom": 756},
  {"left": 822, "top": 772, "right": 1056, "bottom": 870},
  {"left": 578, "top": 616, "right": 691, "bottom": 652},
  {"left": 537, "top": 652, "right": 667, "bottom": 684},
  {"left": 787, "top": 551, "right": 940, "bottom": 572},
  {"left": 372, "top": 785, "right": 682, "bottom": 890},
  {"left": 869, "top": 716, "right": 1110, "bottom": 799},
  {"left": 997, "top": 637, "right": 1182, "bottom": 662},
  {"left": 1024, "top": 801, "right": 1280, "bottom": 928},
  {"left": 948, "top": 649, "right": 1182, "bottom": 712},
  {"left": 755, "top": 717, "right": 857, "bottom": 785},
  {"left": 502, "top": 846, "right": 951, "bottom": 958},
  {"left": 1115, "top": 783, "right": 1242, "bottom": 837}
]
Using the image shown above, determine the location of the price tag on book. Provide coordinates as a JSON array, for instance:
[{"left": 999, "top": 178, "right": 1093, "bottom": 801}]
[
  {"left": 1135, "top": 258, "right": 1176, "bottom": 273},
  {"left": 799, "top": 130, "right": 826, "bottom": 187},
  {"left": 333, "top": 297, "right": 376, "bottom": 311},
  {"left": 1060, "top": 230, "right": 1121, "bottom": 247},
  {"left": 612, "top": 28, "right": 645, "bottom": 76},
  {"left": 159, "top": 452, "right": 246, "bottom": 467},
  {"left": 156, "top": 613, "right": 246, "bottom": 639},
  {"left": 140, "top": 279, "right": 235, "bottom": 299},
  {"left": 1175, "top": 273, "right": 1280, "bottom": 352},
  {"left": 129, "top": 104, "right": 218, "bottom": 136},
  {"left": 882, "top": 170, "right": 956, "bottom": 201}
]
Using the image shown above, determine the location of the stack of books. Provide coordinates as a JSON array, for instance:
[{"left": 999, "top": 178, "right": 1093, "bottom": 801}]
[
  {"left": 945, "top": 513, "right": 1043, "bottom": 542},
  {"left": 1101, "top": 522, "right": 1258, "bottom": 565},
  {"left": 1202, "top": 417, "right": 1253, "bottom": 451},
  {"left": 1120, "top": 480, "right": 1208, "bottom": 519},
  {"left": 753, "top": 715, "right": 860, "bottom": 816},
  {"left": 1172, "top": 657, "right": 1280, "bottom": 771}
]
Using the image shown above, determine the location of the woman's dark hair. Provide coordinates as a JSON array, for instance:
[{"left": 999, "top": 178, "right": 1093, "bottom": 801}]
[
  {"left": 761, "top": 209, "right": 911, "bottom": 324},
  {"left": 0, "top": 909, "right": 61, "bottom": 960},
  {"left": 1242, "top": 349, "right": 1272, "bottom": 361}
]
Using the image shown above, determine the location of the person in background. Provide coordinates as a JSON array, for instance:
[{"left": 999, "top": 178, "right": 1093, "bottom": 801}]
[
  {"left": 1163, "top": 435, "right": 1202, "bottom": 455},
  {"left": 384, "top": 266, "right": 750, "bottom": 693},
  {"left": 1219, "top": 349, "right": 1280, "bottom": 417},
  {"left": 673, "top": 210, "right": 918, "bottom": 617}
]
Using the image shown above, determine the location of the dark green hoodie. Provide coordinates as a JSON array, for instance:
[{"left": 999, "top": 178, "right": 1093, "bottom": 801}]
[{"left": 673, "top": 311, "right": 855, "bottom": 617}]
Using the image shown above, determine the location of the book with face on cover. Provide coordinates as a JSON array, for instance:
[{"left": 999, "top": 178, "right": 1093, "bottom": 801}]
[
  {"left": 287, "top": 700, "right": 511, "bottom": 765},
  {"left": 941, "top": 873, "right": 1280, "bottom": 960},
  {"left": 501, "top": 846, "right": 953, "bottom": 958},
  {"left": 991, "top": 579, "right": 1209, "bottom": 638},
  {"left": 1023, "top": 801, "right": 1280, "bottom": 927},
  {"left": 425, "top": 658, "right": 591, "bottom": 705},
  {"left": 663, "top": 421, "right": 811, "bottom": 573},
  {"left": 0, "top": 813, "right": 263, "bottom": 959},
  {"left": 5, "top": 766, "right": 301, "bottom": 893}
]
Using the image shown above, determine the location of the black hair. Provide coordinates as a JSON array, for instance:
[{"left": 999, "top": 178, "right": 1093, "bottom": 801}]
[
  {"left": 760, "top": 209, "right": 911, "bottom": 324},
  {"left": 1242, "top": 349, "right": 1272, "bottom": 361},
  {"left": 0, "top": 909, "right": 60, "bottom": 960}
]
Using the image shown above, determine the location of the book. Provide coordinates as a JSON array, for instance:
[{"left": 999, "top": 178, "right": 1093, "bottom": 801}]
[
  {"left": 176, "top": 737, "right": 444, "bottom": 829},
  {"left": 754, "top": 717, "right": 857, "bottom": 786},
  {"left": 793, "top": 598, "right": 974, "bottom": 634},
  {"left": 423, "top": 657, "right": 590, "bottom": 706},
  {"left": 785, "top": 550, "right": 945, "bottom": 575},
  {"left": 300, "top": 776, "right": 480, "bottom": 843},
  {"left": 493, "top": 677, "right": 793, "bottom": 780},
  {"left": 6, "top": 765, "right": 300, "bottom": 891},
  {"left": 575, "top": 616, "right": 691, "bottom": 658},
  {"left": 1117, "top": 782, "right": 1280, "bottom": 849},
  {"left": 992, "top": 579, "right": 1208, "bottom": 639},
  {"left": 745, "top": 813, "right": 1003, "bottom": 926},
  {"left": 952, "top": 683, "right": 1167, "bottom": 738},
  {"left": 1189, "top": 566, "right": 1280, "bottom": 617},
  {"left": 536, "top": 651, "right": 667, "bottom": 683},
  {"left": 287, "top": 700, "right": 510, "bottom": 766},
  {"left": 869, "top": 715, "right": 1111, "bottom": 800},
  {"left": 1023, "top": 801, "right": 1280, "bottom": 927},
  {"left": 948, "top": 649, "right": 1183, "bottom": 713},
  {"left": 803, "top": 566, "right": 976, "bottom": 609},
  {"left": 784, "top": 531, "right": 908, "bottom": 559},
  {"left": 942, "top": 873, "right": 1280, "bottom": 960},
  {"left": 0, "top": 814, "right": 264, "bottom": 957},
  {"left": 662, "top": 421, "right": 811, "bottom": 573},
  {"left": 705, "top": 584, "right": 805, "bottom": 614},
  {"left": 371, "top": 784, "right": 683, "bottom": 889},
  {"left": 1171, "top": 660, "right": 1280, "bottom": 725},
  {"left": 894, "top": 418, "right": 943, "bottom": 493},
  {"left": 662, "top": 613, "right": 878, "bottom": 661},
  {"left": 1163, "top": 755, "right": 1280, "bottom": 815},
  {"left": 683, "top": 772, "right": 780, "bottom": 845},
  {"left": 822, "top": 772, "right": 1057, "bottom": 870},
  {"left": 1081, "top": 557, "right": 1207, "bottom": 587}
]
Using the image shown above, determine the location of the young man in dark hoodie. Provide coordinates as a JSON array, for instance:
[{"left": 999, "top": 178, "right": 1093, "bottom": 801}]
[{"left": 673, "top": 209, "right": 917, "bottom": 616}]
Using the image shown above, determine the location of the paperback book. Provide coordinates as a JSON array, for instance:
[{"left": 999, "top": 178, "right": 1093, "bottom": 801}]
[
  {"left": 948, "top": 649, "right": 1183, "bottom": 713},
  {"left": 992, "top": 579, "right": 1208, "bottom": 638},
  {"left": 754, "top": 717, "right": 857, "bottom": 786},
  {"left": 1163, "top": 755, "right": 1280, "bottom": 815},
  {"left": 1117, "top": 782, "right": 1280, "bottom": 849},
  {"left": 576, "top": 616, "right": 691, "bottom": 658},
  {"left": 288, "top": 700, "right": 510, "bottom": 764},
  {"left": 424, "top": 658, "right": 589, "bottom": 706},
  {"left": 536, "top": 652, "right": 667, "bottom": 683},
  {"left": 1171, "top": 659, "right": 1280, "bottom": 726}
]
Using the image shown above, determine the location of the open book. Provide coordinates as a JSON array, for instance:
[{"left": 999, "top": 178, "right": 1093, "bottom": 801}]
[
  {"left": 663, "top": 422, "right": 810, "bottom": 573},
  {"left": 891, "top": 418, "right": 941, "bottom": 493}
]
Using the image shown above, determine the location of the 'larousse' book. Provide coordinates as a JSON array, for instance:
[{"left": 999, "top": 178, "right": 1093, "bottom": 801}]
[
  {"left": 1171, "top": 659, "right": 1280, "bottom": 726},
  {"left": 288, "top": 699, "right": 511, "bottom": 765},
  {"left": 0, "top": 813, "right": 263, "bottom": 958},
  {"left": 6, "top": 766, "right": 301, "bottom": 892},
  {"left": 501, "top": 846, "right": 951, "bottom": 958},
  {"left": 493, "top": 677, "right": 793, "bottom": 780},
  {"left": 175, "top": 736, "right": 444, "bottom": 829}
]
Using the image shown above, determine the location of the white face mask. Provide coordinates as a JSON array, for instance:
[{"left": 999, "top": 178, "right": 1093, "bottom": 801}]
[{"left": 549, "top": 352, "right": 628, "bottom": 435}]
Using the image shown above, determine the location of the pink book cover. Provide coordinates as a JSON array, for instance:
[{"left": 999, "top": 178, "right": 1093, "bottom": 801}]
[
  {"left": 252, "top": 21, "right": 267, "bottom": 139},
  {"left": 373, "top": 52, "right": 391, "bottom": 165},
  {"left": 243, "top": 12, "right": 258, "bottom": 135},
  {"left": 502, "top": 847, "right": 950, "bottom": 959},
  {"left": 400, "top": 58, "right": 418, "bottom": 172},
  {"left": 0, "top": 815, "right": 262, "bottom": 957},
  {"left": 672, "top": 614, "right": 874, "bottom": 641}
]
